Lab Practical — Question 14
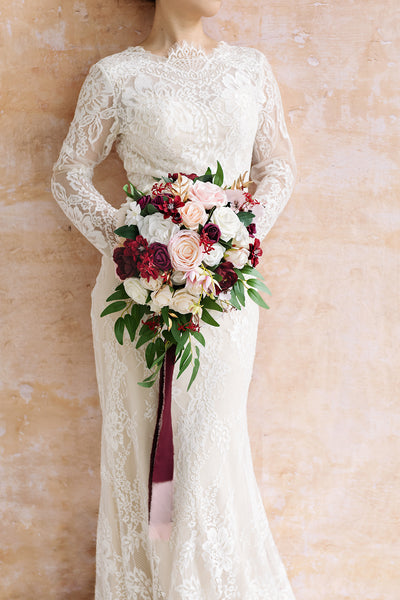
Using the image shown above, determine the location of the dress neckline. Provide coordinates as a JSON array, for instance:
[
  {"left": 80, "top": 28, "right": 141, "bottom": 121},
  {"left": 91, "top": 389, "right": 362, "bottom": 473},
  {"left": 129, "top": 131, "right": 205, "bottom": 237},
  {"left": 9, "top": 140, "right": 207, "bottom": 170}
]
[{"left": 128, "top": 39, "right": 227, "bottom": 62}]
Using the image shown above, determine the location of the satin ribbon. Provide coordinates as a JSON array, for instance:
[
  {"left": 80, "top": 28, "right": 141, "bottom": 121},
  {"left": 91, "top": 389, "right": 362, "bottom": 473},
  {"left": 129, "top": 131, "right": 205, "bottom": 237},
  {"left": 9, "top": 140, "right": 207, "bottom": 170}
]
[{"left": 148, "top": 345, "right": 176, "bottom": 540}]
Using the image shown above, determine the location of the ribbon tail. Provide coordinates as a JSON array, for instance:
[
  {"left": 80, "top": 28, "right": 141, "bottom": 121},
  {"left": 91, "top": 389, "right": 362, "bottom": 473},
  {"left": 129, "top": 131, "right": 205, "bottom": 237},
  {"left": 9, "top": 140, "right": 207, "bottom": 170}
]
[{"left": 148, "top": 345, "right": 175, "bottom": 540}]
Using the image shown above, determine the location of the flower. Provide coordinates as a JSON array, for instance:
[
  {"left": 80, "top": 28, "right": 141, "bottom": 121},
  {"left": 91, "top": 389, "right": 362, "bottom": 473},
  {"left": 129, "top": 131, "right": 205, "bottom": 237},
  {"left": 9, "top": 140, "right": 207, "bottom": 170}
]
[
  {"left": 168, "top": 230, "right": 203, "bottom": 272},
  {"left": 247, "top": 223, "right": 257, "bottom": 237},
  {"left": 232, "top": 223, "right": 251, "bottom": 248},
  {"left": 202, "top": 242, "right": 225, "bottom": 267},
  {"left": 140, "top": 275, "right": 164, "bottom": 291},
  {"left": 185, "top": 268, "right": 215, "bottom": 295},
  {"left": 125, "top": 200, "right": 144, "bottom": 227},
  {"left": 210, "top": 206, "right": 242, "bottom": 241},
  {"left": 153, "top": 194, "right": 185, "bottom": 224},
  {"left": 138, "top": 212, "right": 180, "bottom": 245},
  {"left": 149, "top": 242, "right": 172, "bottom": 271},
  {"left": 179, "top": 201, "right": 207, "bottom": 229},
  {"left": 171, "top": 270, "right": 187, "bottom": 285},
  {"left": 149, "top": 285, "right": 174, "bottom": 313},
  {"left": 137, "top": 194, "right": 152, "bottom": 210},
  {"left": 171, "top": 288, "right": 200, "bottom": 315},
  {"left": 201, "top": 222, "right": 221, "bottom": 243},
  {"left": 215, "top": 261, "right": 238, "bottom": 294},
  {"left": 248, "top": 238, "right": 263, "bottom": 267},
  {"left": 113, "top": 237, "right": 148, "bottom": 280},
  {"left": 224, "top": 247, "right": 249, "bottom": 269},
  {"left": 188, "top": 181, "right": 227, "bottom": 209},
  {"left": 168, "top": 172, "right": 197, "bottom": 181},
  {"left": 123, "top": 277, "right": 149, "bottom": 304},
  {"left": 225, "top": 188, "right": 248, "bottom": 210}
]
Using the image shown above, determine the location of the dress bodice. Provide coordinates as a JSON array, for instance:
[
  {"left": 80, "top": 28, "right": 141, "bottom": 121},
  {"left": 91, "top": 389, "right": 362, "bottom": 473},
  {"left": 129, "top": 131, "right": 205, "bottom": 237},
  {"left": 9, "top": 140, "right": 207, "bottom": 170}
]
[{"left": 51, "top": 40, "right": 297, "bottom": 258}]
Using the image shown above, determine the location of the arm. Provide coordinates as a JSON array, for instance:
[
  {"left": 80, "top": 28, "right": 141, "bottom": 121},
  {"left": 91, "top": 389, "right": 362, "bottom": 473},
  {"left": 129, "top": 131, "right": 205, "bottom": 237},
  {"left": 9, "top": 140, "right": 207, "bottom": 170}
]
[
  {"left": 50, "top": 61, "right": 120, "bottom": 258},
  {"left": 250, "top": 53, "right": 297, "bottom": 242}
]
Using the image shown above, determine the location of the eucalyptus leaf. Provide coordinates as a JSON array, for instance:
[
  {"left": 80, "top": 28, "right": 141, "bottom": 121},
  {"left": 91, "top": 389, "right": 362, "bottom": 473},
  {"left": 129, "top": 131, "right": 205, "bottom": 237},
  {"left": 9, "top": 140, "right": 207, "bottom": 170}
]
[
  {"left": 187, "top": 357, "right": 200, "bottom": 391},
  {"left": 246, "top": 278, "right": 272, "bottom": 295},
  {"left": 191, "top": 330, "right": 206, "bottom": 347},
  {"left": 106, "top": 288, "right": 130, "bottom": 302},
  {"left": 201, "top": 308, "right": 220, "bottom": 327}
]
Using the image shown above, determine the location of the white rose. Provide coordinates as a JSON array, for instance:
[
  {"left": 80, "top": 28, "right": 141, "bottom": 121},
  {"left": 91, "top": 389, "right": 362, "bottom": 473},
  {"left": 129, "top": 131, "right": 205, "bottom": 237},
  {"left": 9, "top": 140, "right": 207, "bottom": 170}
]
[
  {"left": 211, "top": 206, "right": 242, "bottom": 242},
  {"left": 140, "top": 275, "right": 164, "bottom": 291},
  {"left": 125, "top": 200, "right": 143, "bottom": 228},
  {"left": 233, "top": 223, "right": 250, "bottom": 248},
  {"left": 171, "top": 289, "right": 200, "bottom": 315},
  {"left": 171, "top": 270, "right": 187, "bottom": 285},
  {"left": 224, "top": 247, "right": 250, "bottom": 269},
  {"left": 149, "top": 285, "right": 174, "bottom": 313},
  {"left": 202, "top": 242, "right": 225, "bottom": 267},
  {"left": 123, "top": 277, "right": 149, "bottom": 304},
  {"left": 138, "top": 212, "right": 180, "bottom": 245}
]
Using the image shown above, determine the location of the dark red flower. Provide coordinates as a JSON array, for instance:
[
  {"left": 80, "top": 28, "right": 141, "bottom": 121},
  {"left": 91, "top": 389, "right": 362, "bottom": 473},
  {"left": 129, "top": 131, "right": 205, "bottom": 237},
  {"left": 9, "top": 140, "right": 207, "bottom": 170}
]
[
  {"left": 248, "top": 238, "right": 263, "bottom": 267},
  {"left": 149, "top": 242, "right": 172, "bottom": 271},
  {"left": 202, "top": 223, "right": 221, "bottom": 243},
  {"left": 152, "top": 194, "right": 184, "bottom": 224},
  {"left": 168, "top": 172, "right": 198, "bottom": 181},
  {"left": 247, "top": 223, "right": 257, "bottom": 237},
  {"left": 215, "top": 261, "right": 238, "bottom": 294},
  {"left": 113, "top": 235, "right": 154, "bottom": 280},
  {"left": 137, "top": 194, "right": 152, "bottom": 210}
]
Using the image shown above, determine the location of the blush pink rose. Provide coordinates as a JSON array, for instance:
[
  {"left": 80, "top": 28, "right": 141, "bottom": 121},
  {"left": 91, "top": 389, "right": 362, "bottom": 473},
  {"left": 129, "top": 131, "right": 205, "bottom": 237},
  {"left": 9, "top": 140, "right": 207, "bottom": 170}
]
[
  {"left": 168, "top": 230, "right": 204, "bottom": 272},
  {"left": 179, "top": 201, "right": 207, "bottom": 229},
  {"left": 188, "top": 181, "right": 227, "bottom": 209}
]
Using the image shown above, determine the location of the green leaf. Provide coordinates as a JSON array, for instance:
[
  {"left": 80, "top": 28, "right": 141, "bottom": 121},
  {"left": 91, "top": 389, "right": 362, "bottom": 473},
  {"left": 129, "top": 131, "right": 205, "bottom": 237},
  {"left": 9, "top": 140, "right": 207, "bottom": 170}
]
[
  {"left": 123, "top": 182, "right": 144, "bottom": 201},
  {"left": 201, "top": 308, "right": 220, "bottom": 327},
  {"left": 106, "top": 287, "right": 130, "bottom": 302},
  {"left": 187, "top": 356, "right": 200, "bottom": 391},
  {"left": 145, "top": 342, "right": 156, "bottom": 369},
  {"left": 213, "top": 160, "right": 224, "bottom": 187},
  {"left": 237, "top": 211, "right": 255, "bottom": 227},
  {"left": 218, "top": 238, "right": 233, "bottom": 250},
  {"left": 201, "top": 296, "right": 223, "bottom": 312},
  {"left": 154, "top": 337, "right": 165, "bottom": 358},
  {"left": 195, "top": 167, "right": 213, "bottom": 183},
  {"left": 114, "top": 224, "right": 139, "bottom": 239},
  {"left": 138, "top": 379, "right": 156, "bottom": 388},
  {"left": 234, "top": 268, "right": 245, "bottom": 281},
  {"left": 176, "top": 329, "right": 189, "bottom": 355},
  {"left": 247, "top": 288, "right": 270, "bottom": 309},
  {"left": 241, "top": 264, "right": 265, "bottom": 280},
  {"left": 114, "top": 317, "right": 125, "bottom": 345},
  {"left": 229, "top": 288, "right": 241, "bottom": 310},
  {"left": 142, "top": 203, "right": 158, "bottom": 216},
  {"left": 124, "top": 314, "right": 138, "bottom": 342},
  {"left": 162, "top": 330, "right": 175, "bottom": 344},
  {"left": 100, "top": 301, "right": 127, "bottom": 317},
  {"left": 191, "top": 330, "right": 205, "bottom": 347},
  {"left": 233, "top": 281, "right": 246, "bottom": 306},
  {"left": 136, "top": 325, "right": 157, "bottom": 349},
  {"left": 170, "top": 318, "right": 181, "bottom": 344},
  {"left": 246, "top": 278, "right": 272, "bottom": 295},
  {"left": 161, "top": 306, "right": 170, "bottom": 325},
  {"left": 179, "top": 342, "right": 191, "bottom": 370}
]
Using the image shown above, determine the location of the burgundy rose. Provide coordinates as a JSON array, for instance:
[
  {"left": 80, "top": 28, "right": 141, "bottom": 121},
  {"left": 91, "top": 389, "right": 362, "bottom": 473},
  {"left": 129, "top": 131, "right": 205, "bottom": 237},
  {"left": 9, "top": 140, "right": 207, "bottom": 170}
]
[
  {"left": 149, "top": 242, "right": 172, "bottom": 271},
  {"left": 215, "top": 261, "right": 238, "bottom": 294},
  {"left": 202, "top": 222, "right": 221, "bottom": 243},
  {"left": 137, "top": 194, "right": 152, "bottom": 210},
  {"left": 113, "top": 236, "right": 148, "bottom": 280}
]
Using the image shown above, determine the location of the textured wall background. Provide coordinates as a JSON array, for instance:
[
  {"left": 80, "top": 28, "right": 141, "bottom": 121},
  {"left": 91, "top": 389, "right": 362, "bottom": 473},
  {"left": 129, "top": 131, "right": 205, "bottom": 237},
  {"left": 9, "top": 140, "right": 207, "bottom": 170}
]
[{"left": 1, "top": 0, "right": 399, "bottom": 598}]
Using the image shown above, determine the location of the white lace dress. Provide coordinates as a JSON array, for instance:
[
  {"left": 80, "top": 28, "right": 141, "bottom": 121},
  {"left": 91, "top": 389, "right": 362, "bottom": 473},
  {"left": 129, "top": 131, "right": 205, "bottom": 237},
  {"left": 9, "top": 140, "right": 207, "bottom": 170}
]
[{"left": 51, "top": 40, "right": 297, "bottom": 600}]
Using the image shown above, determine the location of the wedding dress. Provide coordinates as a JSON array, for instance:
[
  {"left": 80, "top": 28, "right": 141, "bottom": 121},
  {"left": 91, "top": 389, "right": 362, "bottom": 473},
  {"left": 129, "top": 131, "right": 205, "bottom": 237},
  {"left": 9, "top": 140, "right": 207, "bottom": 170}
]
[{"left": 51, "top": 40, "right": 297, "bottom": 600}]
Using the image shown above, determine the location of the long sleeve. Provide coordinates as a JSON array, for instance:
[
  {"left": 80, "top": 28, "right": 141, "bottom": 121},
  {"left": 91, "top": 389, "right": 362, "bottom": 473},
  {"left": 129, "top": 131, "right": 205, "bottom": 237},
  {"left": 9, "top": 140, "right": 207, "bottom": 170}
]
[
  {"left": 51, "top": 61, "right": 120, "bottom": 258},
  {"left": 250, "top": 53, "right": 297, "bottom": 242}
]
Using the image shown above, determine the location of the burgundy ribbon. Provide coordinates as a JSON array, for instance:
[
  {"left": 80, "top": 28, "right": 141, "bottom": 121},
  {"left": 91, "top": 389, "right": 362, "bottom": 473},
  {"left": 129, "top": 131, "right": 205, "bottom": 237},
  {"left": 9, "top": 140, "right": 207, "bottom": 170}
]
[{"left": 148, "top": 345, "right": 176, "bottom": 539}]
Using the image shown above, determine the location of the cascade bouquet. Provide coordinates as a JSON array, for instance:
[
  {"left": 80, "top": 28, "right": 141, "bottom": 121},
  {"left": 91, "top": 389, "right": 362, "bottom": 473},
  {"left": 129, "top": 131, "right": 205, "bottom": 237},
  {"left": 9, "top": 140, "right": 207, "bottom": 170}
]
[{"left": 101, "top": 162, "right": 271, "bottom": 390}]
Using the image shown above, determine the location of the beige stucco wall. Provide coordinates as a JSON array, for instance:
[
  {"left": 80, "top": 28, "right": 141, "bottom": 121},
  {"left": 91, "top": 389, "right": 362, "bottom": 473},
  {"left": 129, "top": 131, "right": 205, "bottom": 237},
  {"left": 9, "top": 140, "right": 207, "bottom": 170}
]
[{"left": 1, "top": 1, "right": 399, "bottom": 598}]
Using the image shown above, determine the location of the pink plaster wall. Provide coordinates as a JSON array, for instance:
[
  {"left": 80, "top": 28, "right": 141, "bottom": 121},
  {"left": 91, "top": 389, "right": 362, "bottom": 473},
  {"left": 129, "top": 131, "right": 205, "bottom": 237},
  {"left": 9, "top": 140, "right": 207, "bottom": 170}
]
[{"left": 1, "top": 1, "right": 399, "bottom": 598}]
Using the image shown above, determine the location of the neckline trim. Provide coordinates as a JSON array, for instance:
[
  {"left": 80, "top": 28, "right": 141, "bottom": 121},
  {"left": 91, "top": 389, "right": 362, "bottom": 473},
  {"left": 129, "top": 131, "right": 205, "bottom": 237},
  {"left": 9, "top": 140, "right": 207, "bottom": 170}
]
[{"left": 129, "top": 39, "right": 227, "bottom": 62}]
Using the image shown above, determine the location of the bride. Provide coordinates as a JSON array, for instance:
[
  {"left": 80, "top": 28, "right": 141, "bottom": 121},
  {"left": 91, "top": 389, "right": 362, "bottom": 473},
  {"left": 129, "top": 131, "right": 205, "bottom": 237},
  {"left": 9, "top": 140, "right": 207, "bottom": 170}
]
[{"left": 51, "top": 0, "right": 297, "bottom": 598}]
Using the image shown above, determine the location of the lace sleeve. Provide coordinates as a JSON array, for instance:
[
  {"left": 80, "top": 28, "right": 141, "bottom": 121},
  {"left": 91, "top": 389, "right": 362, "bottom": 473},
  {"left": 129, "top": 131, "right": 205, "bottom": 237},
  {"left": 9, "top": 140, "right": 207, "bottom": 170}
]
[
  {"left": 250, "top": 53, "right": 297, "bottom": 242},
  {"left": 50, "top": 61, "right": 120, "bottom": 258}
]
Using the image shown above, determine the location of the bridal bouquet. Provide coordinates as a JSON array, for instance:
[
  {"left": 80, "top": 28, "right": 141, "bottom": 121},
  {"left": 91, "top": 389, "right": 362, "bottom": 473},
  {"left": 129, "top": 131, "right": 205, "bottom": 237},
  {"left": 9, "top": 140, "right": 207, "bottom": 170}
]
[{"left": 101, "top": 162, "right": 270, "bottom": 389}]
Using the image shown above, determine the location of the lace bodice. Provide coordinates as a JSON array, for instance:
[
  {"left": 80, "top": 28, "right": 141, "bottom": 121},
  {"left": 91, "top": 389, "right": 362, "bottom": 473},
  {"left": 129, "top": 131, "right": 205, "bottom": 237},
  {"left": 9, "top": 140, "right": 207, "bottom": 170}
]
[{"left": 51, "top": 40, "right": 297, "bottom": 259}]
